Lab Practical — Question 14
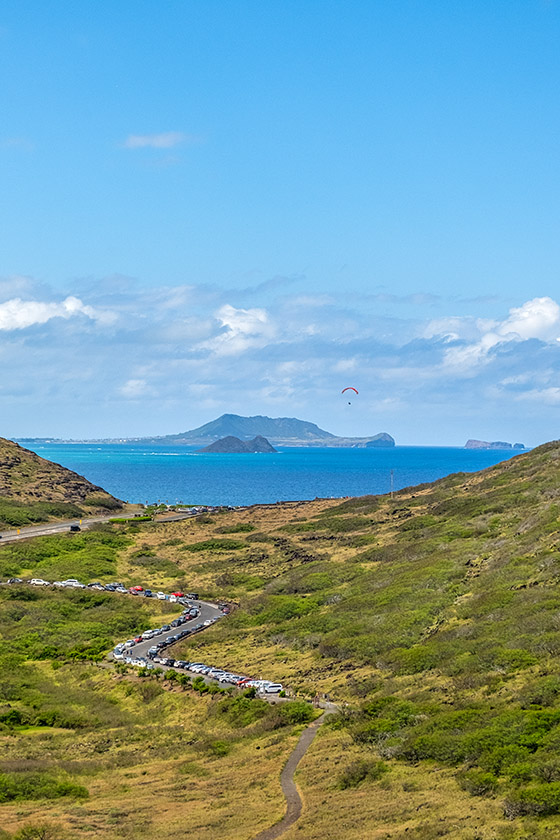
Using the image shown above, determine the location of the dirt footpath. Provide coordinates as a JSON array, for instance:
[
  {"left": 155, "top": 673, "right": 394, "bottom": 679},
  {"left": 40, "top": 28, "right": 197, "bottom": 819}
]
[{"left": 253, "top": 704, "right": 336, "bottom": 840}]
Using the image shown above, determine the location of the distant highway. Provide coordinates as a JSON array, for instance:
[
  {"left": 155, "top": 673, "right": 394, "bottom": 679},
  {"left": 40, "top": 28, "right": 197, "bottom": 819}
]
[
  {"left": 0, "top": 515, "right": 118, "bottom": 543},
  {"left": 0, "top": 511, "right": 195, "bottom": 544}
]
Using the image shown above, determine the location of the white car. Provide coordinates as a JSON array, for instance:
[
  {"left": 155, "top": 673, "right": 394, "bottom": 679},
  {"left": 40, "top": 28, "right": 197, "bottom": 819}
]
[
  {"left": 30, "top": 578, "right": 50, "bottom": 586},
  {"left": 62, "top": 579, "right": 85, "bottom": 588},
  {"left": 156, "top": 592, "right": 167, "bottom": 600},
  {"left": 262, "top": 683, "right": 283, "bottom": 694}
]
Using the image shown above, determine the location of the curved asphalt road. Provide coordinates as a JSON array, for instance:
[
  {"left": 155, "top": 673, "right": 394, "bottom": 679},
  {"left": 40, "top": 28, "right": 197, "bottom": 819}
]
[{"left": 122, "top": 598, "right": 224, "bottom": 665}]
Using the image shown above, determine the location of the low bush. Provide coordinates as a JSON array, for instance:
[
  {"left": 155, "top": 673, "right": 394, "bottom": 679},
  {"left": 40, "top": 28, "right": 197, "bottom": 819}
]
[
  {"left": 183, "top": 539, "right": 245, "bottom": 552},
  {"left": 504, "top": 782, "right": 560, "bottom": 817},
  {"left": 457, "top": 769, "right": 498, "bottom": 796},
  {"left": 216, "top": 523, "right": 256, "bottom": 534},
  {"left": 278, "top": 701, "right": 314, "bottom": 725},
  {"left": 338, "top": 759, "right": 387, "bottom": 789},
  {"left": 0, "top": 772, "right": 88, "bottom": 803}
]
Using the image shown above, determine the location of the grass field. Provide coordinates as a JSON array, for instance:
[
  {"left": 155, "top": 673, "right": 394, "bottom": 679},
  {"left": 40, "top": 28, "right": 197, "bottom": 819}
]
[{"left": 5, "top": 442, "right": 560, "bottom": 836}]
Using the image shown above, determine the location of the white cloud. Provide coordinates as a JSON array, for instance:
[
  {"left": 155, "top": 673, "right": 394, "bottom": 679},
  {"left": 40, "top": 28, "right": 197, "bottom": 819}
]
[
  {"left": 515, "top": 387, "right": 560, "bottom": 405},
  {"left": 119, "top": 378, "right": 151, "bottom": 399},
  {"left": 200, "top": 304, "right": 276, "bottom": 356},
  {"left": 0, "top": 296, "right": 115, "bottom": 331},
  {"left": 497, "top": 297, "right": 560, "bottom": 341},
  {"left": 123, "top": 132, "right": 189, "bottom": 149},
  {"left": 427, "top": 297, "right": 560, "bottom": 374}
]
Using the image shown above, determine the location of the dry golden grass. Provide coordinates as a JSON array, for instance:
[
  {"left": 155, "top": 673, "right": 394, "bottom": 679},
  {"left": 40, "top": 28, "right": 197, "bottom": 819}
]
[{"left": 0, "top": 666, "right": 301, "bottom": 840}]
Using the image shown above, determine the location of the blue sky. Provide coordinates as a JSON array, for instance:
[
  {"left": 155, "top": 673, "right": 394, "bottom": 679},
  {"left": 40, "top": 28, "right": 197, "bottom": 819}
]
[{"left": 1, "top": 1, "right": 560, "bottom": 444}]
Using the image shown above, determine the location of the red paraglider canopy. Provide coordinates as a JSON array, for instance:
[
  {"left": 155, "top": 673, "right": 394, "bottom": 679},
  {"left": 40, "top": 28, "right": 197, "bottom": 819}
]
[{"left": 341, "top": 387, "right": 359, "bottom": 395}]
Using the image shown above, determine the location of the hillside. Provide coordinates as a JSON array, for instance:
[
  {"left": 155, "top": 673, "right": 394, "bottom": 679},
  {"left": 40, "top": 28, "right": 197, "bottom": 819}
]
[
  {"left": 0, "top": 437, "right": 123, "bottom": 526},
  {"left": 7, "top": 443, "right": 560, "bottom": 837},
  {"left": 137, "top": 413, "right": 396, "bottom": 447},
  {"left": 118, "top": 439, "right": 560, "bottom": 836}
]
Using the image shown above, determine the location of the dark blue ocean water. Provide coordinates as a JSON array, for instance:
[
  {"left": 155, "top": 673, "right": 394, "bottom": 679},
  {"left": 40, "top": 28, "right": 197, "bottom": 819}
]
[{"left": 23, "top": 444, "right": 525, "bottom": 507}]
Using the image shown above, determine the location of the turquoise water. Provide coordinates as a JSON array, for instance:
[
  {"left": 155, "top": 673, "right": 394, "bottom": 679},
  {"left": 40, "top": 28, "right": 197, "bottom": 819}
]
[{"left": 23, "top": 443, "right": 525, "bottom": 506}]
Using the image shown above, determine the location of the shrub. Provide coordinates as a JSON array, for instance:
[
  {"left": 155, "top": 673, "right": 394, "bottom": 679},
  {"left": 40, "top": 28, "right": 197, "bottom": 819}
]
[
  {"left": 208, "top": 740, "right": 230, "bottom": 757},
  {"left": 504, "top": 782, "right": 560, "bottom": 817},
  {"left": 0, "top": 772, "right": 88, "bottom": 803},
  {"left": 279, "top": 701, "right": 314, "bottom": 725},
  {"left": 338, "top": 759, "right": 387, "bottom": 789},
  {"left": 183, "top": 539, "right": 245, "bottom": 552},
  {"left": 457, "top": 769, "right": 498, "bottom": 796}
]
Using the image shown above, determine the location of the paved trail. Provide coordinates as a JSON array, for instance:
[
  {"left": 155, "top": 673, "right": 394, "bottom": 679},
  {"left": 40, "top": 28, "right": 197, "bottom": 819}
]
[{"left": 253, "top": 703, "right": 336, "bottom": 840}]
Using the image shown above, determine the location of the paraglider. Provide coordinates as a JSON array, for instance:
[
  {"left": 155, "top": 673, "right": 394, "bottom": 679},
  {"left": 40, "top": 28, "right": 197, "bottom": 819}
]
[{"left": 342, "top": 386, "right": 358, "bottom": 405}]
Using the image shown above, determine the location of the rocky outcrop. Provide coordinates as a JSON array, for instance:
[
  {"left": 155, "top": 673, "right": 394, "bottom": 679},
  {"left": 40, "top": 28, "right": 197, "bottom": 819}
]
[
  {"left": 198, "top": 435, "right": 277, "bottom": 454},
  {"left": 465, "top": 439, "right": 526, "bottom": 451},
  {"left": 364, "top": 433, "right": 395, "bottom": 448}
]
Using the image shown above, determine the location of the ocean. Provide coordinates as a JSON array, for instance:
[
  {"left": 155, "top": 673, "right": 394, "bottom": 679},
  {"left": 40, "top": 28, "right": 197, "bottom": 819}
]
[{"left": 23, "top": 443, "right": 525, "bottom": 507}]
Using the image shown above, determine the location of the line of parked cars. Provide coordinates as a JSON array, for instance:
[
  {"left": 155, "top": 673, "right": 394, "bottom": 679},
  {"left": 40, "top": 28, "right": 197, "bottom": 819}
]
[
  {"left": 3, "top": 577, "right": 199, "bottom": 605},
  {"left": 4, "top": 576, "right": 283, "bottom": 695},
  {"left": 111, "top": 606, "right": 283, "bottom": 695}
]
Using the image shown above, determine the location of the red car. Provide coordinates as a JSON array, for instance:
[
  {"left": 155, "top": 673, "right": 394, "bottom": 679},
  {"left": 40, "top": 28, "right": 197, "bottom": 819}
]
[
  {"left": 171, "top": 591, "right": 184, "bottom": 597},
  {"left": 129, "top": 585, "right": 144, "bottom": 593}
]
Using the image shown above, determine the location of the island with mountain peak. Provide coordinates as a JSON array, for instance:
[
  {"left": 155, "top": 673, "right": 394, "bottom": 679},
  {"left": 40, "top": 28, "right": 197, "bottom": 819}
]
[{"left": 16, "top": 414, "right": 396, "bottom": 448}]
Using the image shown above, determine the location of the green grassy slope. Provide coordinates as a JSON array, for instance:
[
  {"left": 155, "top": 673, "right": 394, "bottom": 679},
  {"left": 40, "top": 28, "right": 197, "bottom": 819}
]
[
  {"left": 167, "top": 440, "right": 560, "bottom": 824},
  {"left": 5, "top": 441, "right": 560, "bottom": 837}
]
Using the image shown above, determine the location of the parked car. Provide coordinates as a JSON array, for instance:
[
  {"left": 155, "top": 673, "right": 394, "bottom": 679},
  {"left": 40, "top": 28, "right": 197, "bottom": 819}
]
[
  {"left": 7, "top": 578, "right": 22, "bottom": 584},
  {"left": 30, "top": 578, "right": 50, "bottom": 586},
  {"left": 263, "top": 684, "right": 283, "bottom": 694},
  {"left": 156, "top": 592, "right": 167, "bottom": 600}
]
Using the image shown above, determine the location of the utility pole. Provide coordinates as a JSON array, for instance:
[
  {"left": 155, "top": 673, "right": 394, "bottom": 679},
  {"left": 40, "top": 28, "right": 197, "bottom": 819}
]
[{"left": 390, "top": 469, "right": 394, "bottom": 499}]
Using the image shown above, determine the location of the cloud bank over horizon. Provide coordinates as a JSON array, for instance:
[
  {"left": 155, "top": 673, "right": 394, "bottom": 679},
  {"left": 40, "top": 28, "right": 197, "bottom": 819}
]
[{"left": 0, "top": 276, "right": 557, "bottom": 445}]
